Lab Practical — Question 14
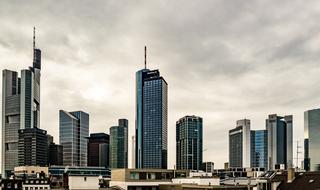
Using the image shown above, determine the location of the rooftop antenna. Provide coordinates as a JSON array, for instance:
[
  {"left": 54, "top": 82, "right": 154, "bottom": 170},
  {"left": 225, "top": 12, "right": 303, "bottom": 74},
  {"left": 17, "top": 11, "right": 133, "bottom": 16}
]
[
  {"left": 33, "top": 27, "right": 36, "bottom": 50},
  {"left": 144, "top": 46, "right": 147, "bottom": 69}
]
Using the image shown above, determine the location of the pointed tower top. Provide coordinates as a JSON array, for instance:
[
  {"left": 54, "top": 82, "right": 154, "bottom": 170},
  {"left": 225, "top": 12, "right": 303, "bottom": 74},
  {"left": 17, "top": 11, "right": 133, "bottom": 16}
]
[
  {"left": 144, "top": 46, "right": 147, "bottom": 69},
  {"left": 33, "top": 27, "right": 36, "bottom": 50}
]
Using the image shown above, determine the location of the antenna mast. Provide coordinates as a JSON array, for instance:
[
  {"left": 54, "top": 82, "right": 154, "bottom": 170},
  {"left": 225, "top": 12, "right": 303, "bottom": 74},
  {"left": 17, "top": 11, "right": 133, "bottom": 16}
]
[
  {"left": 144, "top": 46, "right": 147, "bottom": 69},
  {"left": 33, "top": 27, "right": 36, "bottom": 50}
]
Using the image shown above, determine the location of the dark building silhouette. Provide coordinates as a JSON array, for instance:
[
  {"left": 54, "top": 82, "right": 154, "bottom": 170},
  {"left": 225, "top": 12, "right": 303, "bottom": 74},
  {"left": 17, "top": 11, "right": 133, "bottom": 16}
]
[
  {"left": 176, "top": 115, "right": 203, "bottom": 170},
  {"left": 48, "top": 143, "right": 63, "bottom": 166},
  {"left": 18, "top": 128, "right": 48, "bottom": 166},
  {"left": 88, "top": 133, "right": 109, "bottom": 168}
]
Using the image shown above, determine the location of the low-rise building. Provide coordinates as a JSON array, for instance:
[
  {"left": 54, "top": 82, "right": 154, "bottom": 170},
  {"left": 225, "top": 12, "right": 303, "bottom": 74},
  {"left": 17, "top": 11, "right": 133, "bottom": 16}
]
[{"left": 109, "top": 169, "right": 188, "bottom": 190}]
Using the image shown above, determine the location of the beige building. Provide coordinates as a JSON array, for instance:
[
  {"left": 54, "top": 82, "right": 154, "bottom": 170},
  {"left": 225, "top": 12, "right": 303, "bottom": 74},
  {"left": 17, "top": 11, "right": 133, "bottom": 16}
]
[{"left": 14, "top": 166, "right": 49, "bottom": 177}]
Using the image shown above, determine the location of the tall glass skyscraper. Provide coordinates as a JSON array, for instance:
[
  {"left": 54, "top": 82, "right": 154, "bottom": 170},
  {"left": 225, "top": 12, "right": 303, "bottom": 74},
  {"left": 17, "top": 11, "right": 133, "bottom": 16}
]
[
  {"left": 2, "top": 29, "right": 42, "bottom": 177},
  {"left": 176, "top": 115, "right": 203, "bottom": 170},
  {"left": 266, "top": 114, "right": 293, "bottom": 170},
  {"left": 251, "top": 130, "right": 268, "bottom": 169},
  {"left": 229, "top": 119, "right": 251, "bottom": 168},
  {"left": 59, "top": 110, "right": 89, "bottom": 166},
  {"left": 109, "top": 119, "right": 128, "bottom": 168},
  {"left": 304, "top": 108, "right": 320, "bottom": 171},
  {"left": 135, "top": 67, "right": 168, "bottom": 169}
]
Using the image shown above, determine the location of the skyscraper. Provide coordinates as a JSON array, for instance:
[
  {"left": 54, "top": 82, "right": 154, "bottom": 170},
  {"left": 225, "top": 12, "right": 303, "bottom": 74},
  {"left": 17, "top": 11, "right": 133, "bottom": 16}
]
[
  {"left": 304, "top": 108, "right": 320, "bottom": 171},
  {"left": 251, "top": 130, "right": 268, "bottom": 169},
  {"left": 266, "top": 114, "right": 293, "bottom": 170},
  {"left": 135, "top": 47, "right": 168, "bottom": 169},
  {"left": 18, "top": 128, "right": 48, "bottom": 167},
  {"left": 59, "top": 110, "right": 89, "bottom": 166},
  {"left": 2, "top": 28, "right": 41, "bottom": 177},
  {"left": 110, "top": 119, "right": 128, "bottom": 168},
  {"left": 88, "top": 133, "right": 110, "bottom": 168},
  {"left": 176, "top": 115, "right": 203, "bottom": 170},
  {"left": 229, "top": 119, "right": 251, "bottom": 168}
]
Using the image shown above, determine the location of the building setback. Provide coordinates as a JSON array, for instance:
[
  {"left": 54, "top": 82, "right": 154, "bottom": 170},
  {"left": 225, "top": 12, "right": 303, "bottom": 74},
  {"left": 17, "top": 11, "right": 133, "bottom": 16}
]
[
  {"left": 304, "top": 108, "right": 320, "bottom": 171},
  {"left": 18, "top": 128, "right": 48, "bottom": 167},
  {"left": 59, "top": 110, "right": 89, "bottom": 166},
  {"left": 135, "top": 48, "right": 168, "bottom": 169},
  {"left": 176, "top": 115, "right": 203, "bottom": 170},
  {"left": 110, "top": 119, "right": 128, "bottom": 168},
  {"left": 229, "top": 119, "right": 251, "bottom": 168},
  {"left": 251, "top": 130, "right": 268, "bottom": 169},
  {"left": 87, "top": 133, "right": 110, "bottom": 168},
  {"left": 266, "top": 114, "right": 293, "bottom": 170},
  {"left": 2, "top": 29, "right": 42, "bottom": 177}
]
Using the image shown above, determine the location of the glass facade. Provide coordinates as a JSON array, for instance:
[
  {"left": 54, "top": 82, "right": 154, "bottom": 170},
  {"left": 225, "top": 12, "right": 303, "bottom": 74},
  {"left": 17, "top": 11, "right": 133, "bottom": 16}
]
[
  {"left": 135, "top": 69, "right": 168, "bottom": 169},
  {"left": 109, "top": 119, "right": 128, "bottom": 168},
  {"left": 251, "top": 130, "right": 268, "bottom": 169},
  {"left": 266, "top": 114, "right": 293, "bottom": 170},
  {"left": 176, "top": 116, "right": 203, "bottom": 170},
  {"left": 2, "top": 45, "right": 42, "bottom": 177},
  {"left": 59, "top": 110, "right": 89, "bottom": 166},
  {"left": 304, "top": 108, "right": 320, "bottom": 171}
]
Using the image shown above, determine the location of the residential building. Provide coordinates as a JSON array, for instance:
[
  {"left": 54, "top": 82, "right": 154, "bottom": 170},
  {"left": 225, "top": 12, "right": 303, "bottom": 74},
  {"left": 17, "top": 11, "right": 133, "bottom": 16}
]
[
  {"left": 176, "top": 115, "right": 203, "bottom": 170},
  {"left": 266, "top": 114, "right": 293, "bottom": 170},
  {"left": 251, "top": 130, "right": 268, "bottom": 169},
  {"left": 18, "top": 128, "right": 48, "bottom": 166},
  {"left": 59, "top": 110, "right": 89, "bottom": 166},
  {"left": 229, "top": 119, "right": 251, "bottom": 168},
  {"left": 110, "top": 119, "right": 128, "bottom": 168},
  {"left": 2, "top": 29, "right": 41, "bottom": 177},
  {"left": 304, "top": 108, "right": 320, "bottom": 171},
  {"left": 87, "top": 133, "right": 109, "bottom": 168},
  {"left": 135, "top": 49, "right": 168, "bottom": 169}
]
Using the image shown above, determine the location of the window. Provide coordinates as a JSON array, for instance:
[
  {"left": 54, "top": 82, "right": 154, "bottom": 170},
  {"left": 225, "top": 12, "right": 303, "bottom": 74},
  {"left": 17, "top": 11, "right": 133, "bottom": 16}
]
[
  {"left": 84, "top": 177, "right": 87, "bottom": 181},
  {"left": 25, "top": 187, "right": 29, "bottom": 190}
]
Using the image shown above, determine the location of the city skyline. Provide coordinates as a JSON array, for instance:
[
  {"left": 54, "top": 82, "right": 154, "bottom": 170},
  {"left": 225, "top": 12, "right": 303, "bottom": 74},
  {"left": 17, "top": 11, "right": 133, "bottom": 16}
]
[{"left": 2, "top": 1, "right": 320, "bottom": 169}]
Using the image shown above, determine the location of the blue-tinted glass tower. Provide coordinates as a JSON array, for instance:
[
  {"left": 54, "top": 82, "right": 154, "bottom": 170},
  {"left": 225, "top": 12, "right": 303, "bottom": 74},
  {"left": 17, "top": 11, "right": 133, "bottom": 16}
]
[
  {"left": 59, "top": 110, "right": 89, "bottom": 166},
  {"left": 135, "top": 47, "right": 168, "bottom": 169},
  {"left": 251, "top": 130, "right": 268, "bottom": 169}
]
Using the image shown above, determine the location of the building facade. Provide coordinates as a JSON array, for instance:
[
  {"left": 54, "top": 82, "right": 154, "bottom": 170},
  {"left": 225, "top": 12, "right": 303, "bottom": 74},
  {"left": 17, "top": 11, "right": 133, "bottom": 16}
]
[
  {"left": 304, "top": 108, "right": 320, "bottom": 171},
  {"left": 135, "top": 68, "right": 168, "bottom": 169},
  {"left": 2, "top": 30, "right": 41, "bottom": 177},
  {"left": 18, "top": 128, "right": 48, "bottom": 167},
  {"left": 266, "top": 114, "right": 293, "bottom": 170},
  {"left": 229, "top": 119, "right": 251, "bottom": 168},
  {"left": 110, "top": 119, "right": 128, "bottom": 168},
  {"left": 250, "top": 130, "right": 268, "bottom": 169},
  {"left": 59, "top": 110, "right": 89, "bottom": 166},
  {"left": 176, "top": 115, "right": 203, "bottom": 170},
  {"left": 48, "top": 143, "right": 63, "bottom": 166},
  {"left": 87, "top": 133, "right": 109, "bottom": 168}
]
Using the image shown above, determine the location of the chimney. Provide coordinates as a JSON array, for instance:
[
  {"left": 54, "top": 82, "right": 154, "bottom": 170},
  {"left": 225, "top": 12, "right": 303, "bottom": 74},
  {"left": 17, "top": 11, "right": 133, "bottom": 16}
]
[{"left": 287, "top": 168, "right": 295, "bottom": 183}]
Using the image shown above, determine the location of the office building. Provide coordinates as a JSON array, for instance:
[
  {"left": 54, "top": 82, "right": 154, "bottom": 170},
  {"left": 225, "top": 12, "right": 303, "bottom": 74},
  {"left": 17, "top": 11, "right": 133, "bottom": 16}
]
[
  {"left": 59, "top": 110, "right": 89, "bottom": 166},
  {"left": 110, "top": 119, "right": 128, "bottom": 168},
  {"left": 176, "top": 115, "right": 203, "bottom": 170},
  {"left": 201, "top": 162, "right": 214, "bottom": 173},
  {"left": 266, "top": 114, "right": 293, "bottom": 170},
  {"left": 135, "top": 47, "right": 168, "bottom": 169},
  {"left": 250, "top": 130, "right": 268, "bottom": 169},
  {"left": 304, "top": 108, "right": 320, "bottom": 171},
  {"left": 229, "top": 119, "right": 251, "bottom": 168},
  {"left": 2, "top": 28, "right": 41, "bottom": 177},
  {"left": 48, "top": 143, "right": 63, "bottom": 166},
  {"left": 87, "top": 133, "right": 109, "bottom": 168},
  {"left": 18, "top": 128, "right": 48, "bottom": 167}
]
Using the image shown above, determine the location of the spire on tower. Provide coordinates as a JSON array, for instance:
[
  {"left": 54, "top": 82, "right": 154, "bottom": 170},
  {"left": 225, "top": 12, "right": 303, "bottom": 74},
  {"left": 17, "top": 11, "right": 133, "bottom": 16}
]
[
  {"left": 33, "top": 27, "right": 36, "bottom": 50},
  {"left": 144, "top": 46, "right": 147, "bottom": 69}
]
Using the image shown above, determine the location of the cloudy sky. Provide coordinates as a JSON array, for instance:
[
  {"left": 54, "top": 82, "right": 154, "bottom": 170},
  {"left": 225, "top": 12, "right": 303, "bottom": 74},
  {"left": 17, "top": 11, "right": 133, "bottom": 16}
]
[{"left": 1, "top": 0, "right": 320, "bottom": 169}]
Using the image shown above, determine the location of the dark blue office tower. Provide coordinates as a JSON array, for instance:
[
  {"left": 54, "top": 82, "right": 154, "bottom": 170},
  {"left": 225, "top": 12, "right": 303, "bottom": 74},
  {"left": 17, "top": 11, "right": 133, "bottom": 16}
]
[{"left": 135, "top": 47, "right": 168, "bottom": 169}]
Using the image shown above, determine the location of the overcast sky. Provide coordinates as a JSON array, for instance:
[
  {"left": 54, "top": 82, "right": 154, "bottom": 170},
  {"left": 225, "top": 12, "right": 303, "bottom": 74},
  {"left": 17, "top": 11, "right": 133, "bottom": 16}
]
[{"left": 1, "top": 0, "right": 320, "bottom": 169}]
